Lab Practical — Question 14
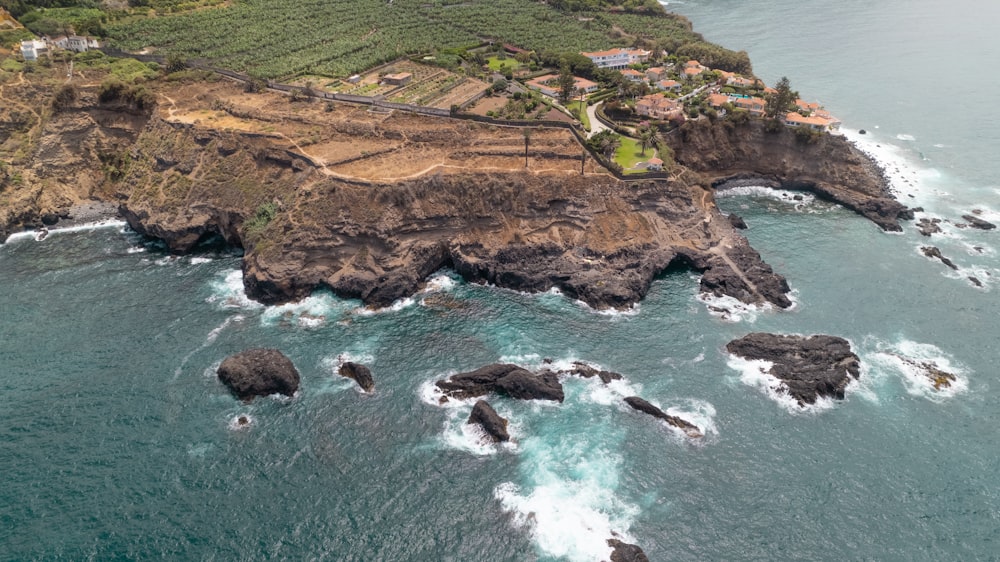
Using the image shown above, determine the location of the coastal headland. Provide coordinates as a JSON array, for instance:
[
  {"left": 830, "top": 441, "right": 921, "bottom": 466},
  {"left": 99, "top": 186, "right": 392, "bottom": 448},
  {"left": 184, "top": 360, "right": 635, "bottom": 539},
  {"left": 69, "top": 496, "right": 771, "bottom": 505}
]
[{"left": 1, "top": 73, "right": 906, "bottom": 310}]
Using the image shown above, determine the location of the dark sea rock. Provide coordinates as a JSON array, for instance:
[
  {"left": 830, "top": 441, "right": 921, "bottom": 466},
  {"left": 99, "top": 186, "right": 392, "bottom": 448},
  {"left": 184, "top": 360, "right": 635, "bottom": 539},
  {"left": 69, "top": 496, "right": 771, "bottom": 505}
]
[
  {"left": 435, "top": 363, "right": 565, "bottom": 402},
  {"left": 921, "top": 246, "right": 958, "bottom": 270},
  {"left": 496, "top": 369, "right": 565, "bottom": 402},
  {"left": 563, "top": 361, "right": 623, "bottom": 384},
  {"left": 969, "top": 276, "right": 983, "bottom": 287},
  {"left": 339, "top": 361, "right": 375, "bottom": 392},
  {"left": 607, "top": 539, "right": 650, "bottom": 562},
  {"left": 916, "top": 217, "right": 942, "bottom": 237},
  {"left": 467, "top": 400, "right": 510, "bottom": 442},
  {"left": 698, "top": 240, "right": 792, "bottom": 308},
  {"left": 727, "top": 213, "right": 748, "bottom": 230},
  {"left": 217, "top": 348, "right": 300, "bottom": 401},
  {"left": 726, "top": 333, "right": 861, "bottom": 406},
  {"left": 962, "top": 214, "right": 996, "bottom": 230},
  {"left": 859, "top": 129, "right": 867, "bottom": 134},
  {"left": 624, "top": 396, "right": 703, "bottom": 438}
]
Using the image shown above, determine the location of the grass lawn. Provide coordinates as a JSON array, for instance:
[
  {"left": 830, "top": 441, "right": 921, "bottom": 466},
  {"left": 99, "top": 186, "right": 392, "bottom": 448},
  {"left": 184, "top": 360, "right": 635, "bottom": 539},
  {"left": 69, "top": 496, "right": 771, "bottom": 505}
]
[
  {"left": 487, "top": 56, "right": 521, "bottom": 74},
  {"left": 567, "top": 100, "right": 590, "bottom": 130},
  {"left": 614, "top": 136, "right": 655, "bottom": 171}
]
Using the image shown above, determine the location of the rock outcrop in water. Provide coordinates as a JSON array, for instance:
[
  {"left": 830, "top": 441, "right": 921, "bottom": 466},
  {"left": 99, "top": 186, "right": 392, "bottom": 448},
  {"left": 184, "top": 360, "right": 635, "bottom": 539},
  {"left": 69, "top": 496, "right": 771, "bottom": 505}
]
[
  {"left": 961, "top": 214, "right": 996, "bottom": 230},
  {"left": 562, "top": 361, "right": 623, "bottom": 384},
  {"left": 467, "top": 400, "right": 510, "bottom": 442},
  {"left": 339, "top": 362, "right": 375, "bottom": 393},
  {"left": 435, "top": 364, "right": 564, "bottom": 402},
  {"left": 726, "top": 333, "right": 861, "bottom": 406},
  {"left": 607, "top": 539, "right": 650, "bottom": 562},
  {"left": 887, "top": 353, "right": 957, "bottom": 390},
  {"left": 624, "top": 396, "right": 703, "bottom": 438},
  {"left": 921, "top": 246, "right": 958, "bottom": 270},
  {"left": 217, "top": 348, "right": 300, "bottom": 401}
]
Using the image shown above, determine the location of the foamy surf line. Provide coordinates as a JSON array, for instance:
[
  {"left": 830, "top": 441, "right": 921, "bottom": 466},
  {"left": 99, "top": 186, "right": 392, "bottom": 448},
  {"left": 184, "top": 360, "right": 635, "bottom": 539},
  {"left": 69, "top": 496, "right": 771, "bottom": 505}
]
[
  {"left": 726, "top": 354, "right": 839, "bottom": 414},
  {"left": 4, "top": 219, "right": 127, "bottom": 243},
  {"left": 862, "top": 338, "right": 969, "bottom": 400},
  {"left": 494, "top": 440, "right": 639, "bottom": 562},
  {"left": 842, "top": 129, "right": 944, "bottom": 206}
]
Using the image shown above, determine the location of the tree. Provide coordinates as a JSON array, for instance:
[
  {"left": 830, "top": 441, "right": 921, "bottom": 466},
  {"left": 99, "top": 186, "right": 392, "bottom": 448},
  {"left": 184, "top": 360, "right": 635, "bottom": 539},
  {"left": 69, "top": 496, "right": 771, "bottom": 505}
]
[
  {"left": 765, "top": 76, "right": 795, "bottom": 119},
  {"left": 557, "top": 62, "right": 575, "bottom": 105},
  {"left": 637, "top": 125, "right": 655, "bottom": 156},
  {"left": 165, "top": 53, "right": 187, "bottom": 74}
]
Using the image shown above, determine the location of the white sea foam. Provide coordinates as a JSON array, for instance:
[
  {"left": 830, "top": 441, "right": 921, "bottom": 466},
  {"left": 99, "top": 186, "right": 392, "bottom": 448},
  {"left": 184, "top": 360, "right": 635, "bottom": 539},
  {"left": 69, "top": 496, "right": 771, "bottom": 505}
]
[
  {"left": 864, "top": 339, "right": 969, "bottom": 400},
  {"left": 227, "top": 414, "right": 254, "bottom": 431},
  {"left": 5, "top": 219, "right": 128, "bottom": 245},
  {"left": 205, "top": 269, "right": 263, "bottom": 310},
  {"left": 665, "top": 399, "right": 718, "bottom": 438},
  {"left": 725, "top": 354, "right": 837, "bottom": 414},
  {"left": 896, "top": 134, "right": 916, "bottom": 141},
  {"left": 696, "top": 292, "right": 771, "bottom": 323},
  {"left": 421, "top": 273, "right": 457, "bottom": 293},
  {"left": 353, "top": 297, "right": 415, "bottom": 316},
  {"left": 842, "top": 129, "right": 946, "bottom": 207},
  {"left": 494, "top": 442, "right": 638, "bottom": 562},
  {"left": 262, "top": 291, "right": 349, "bottom": 328},
  {"left": 126, "top": 246, "right": 146, "bottom": 254},
  {"left": 574, "top": 300, "right": 641, "bottom": 317},
  {"left": 715, "top": 185, "right": 817, "bottom": 205},
  {"left": 189, "top": 256, "right": 213, "bottom": 265},
  {"left": 442, "top": 403, "right": 520, "bottom": 456}
]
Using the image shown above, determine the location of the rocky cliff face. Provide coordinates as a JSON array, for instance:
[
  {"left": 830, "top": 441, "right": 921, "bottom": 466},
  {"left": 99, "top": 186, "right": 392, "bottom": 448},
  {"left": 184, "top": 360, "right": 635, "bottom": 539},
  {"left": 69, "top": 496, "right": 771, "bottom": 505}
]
[
  {"left": 0, "top": 85, "right": 151, "bottom": 239},
  {"left": 667, "top": 119, "right": 912, "bottom": 231},
  {"left": 115, "top": 111, "right": 792, "bottom": 310}
]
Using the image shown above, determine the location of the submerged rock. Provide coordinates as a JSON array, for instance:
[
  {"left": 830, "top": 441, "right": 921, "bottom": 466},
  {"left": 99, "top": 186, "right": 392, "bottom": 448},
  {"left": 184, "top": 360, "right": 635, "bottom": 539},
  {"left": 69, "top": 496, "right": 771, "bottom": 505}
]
[
  {"left": 607, "top": 538, "right": 650, "bottom": 562},
  {"left": 467, "top": 400, "right": 510, "bottom": 442},
  {"left": 916, "top": 217, "right": 942, "bottom": 237},
  {"left": 726, "top": 333, "right": 861, "bottom": 406},
  {"left": 921, "top": 246, "right": 958, "bottom": 270},
  {"left": 962, "top": 214, "right": 996, "bottom": 230},
  {"left": 435, "top": 363, "right": 564, "bottom": 402},
  {"left": 624, "top": 396, "right": 703, "bottom": 438},
  {"left": 562, "top": 361, "right": 623, "bottom": 384},
  {"left": 888, "top": 353, "right": 957, "bottom": 390},
  {"left": 217, "top": 348, "right": 300, "bottom": 401},
  {"left": 339, "top": 361, "right": 375, "bottom": 392}
]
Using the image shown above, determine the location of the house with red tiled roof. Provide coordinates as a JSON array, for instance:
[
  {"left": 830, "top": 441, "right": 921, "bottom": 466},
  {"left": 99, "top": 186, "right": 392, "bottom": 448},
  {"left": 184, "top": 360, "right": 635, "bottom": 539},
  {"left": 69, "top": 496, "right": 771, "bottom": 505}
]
[
  {"left": 707, "top": 93, "right": 731, "bottom": 108},
  {"left": 646, "top": 157, "right": 664, "bottom": 171},
  {"left": 784, "top": 111, "right": 838, "bottom": 131},
  {"left": 682, "top": 60, "right": 708, "bottom": 80},
  {"left": 635, "top": 94, "right": 680, "bottom": 119},
  {"left": 621, "top": 68, "right": 645, "bottom": 83},
  {"left": 580, "top": 47, "right": 651, "bottom": 70},
  {"left": 646, "top": 67, "right": 667, "bottom": 82},
  {"left": 526, "top": 74, "right": 599, "bottom": 98},
  {"left": 656, "top": 79, "right": 682, "bottom": 92},
  {"left": 732, "top": 96, "right": 766, "bottom": 116}
]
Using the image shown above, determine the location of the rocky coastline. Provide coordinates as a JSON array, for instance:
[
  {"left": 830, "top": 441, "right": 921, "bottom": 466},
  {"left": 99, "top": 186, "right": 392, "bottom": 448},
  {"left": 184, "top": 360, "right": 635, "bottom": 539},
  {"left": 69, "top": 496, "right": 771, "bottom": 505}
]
[{"left": 1, "top": 79, "right": 909, "bottom": 313}]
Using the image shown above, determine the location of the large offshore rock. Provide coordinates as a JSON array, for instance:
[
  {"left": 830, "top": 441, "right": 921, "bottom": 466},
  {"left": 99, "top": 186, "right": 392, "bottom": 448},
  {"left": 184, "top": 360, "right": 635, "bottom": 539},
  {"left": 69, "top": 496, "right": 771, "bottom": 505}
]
[
  {"left": 726, "top": 333, "right": 861, "bottom": 405},
  {"left": 217, "top": 348, "right": 300, "bottom": 401},
  {"left": 339, "top": 361, "right": 375, "bottom": 392},
  {"left": 467, "top": 400, "right": 510, "bottom": 443}
]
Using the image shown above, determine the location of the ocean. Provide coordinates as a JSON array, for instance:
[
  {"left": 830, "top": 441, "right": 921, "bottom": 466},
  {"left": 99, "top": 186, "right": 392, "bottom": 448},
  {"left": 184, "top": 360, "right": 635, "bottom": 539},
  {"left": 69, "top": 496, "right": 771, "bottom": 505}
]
[{"left": 2, "top": 0, "right": 998, "bottom": 559}]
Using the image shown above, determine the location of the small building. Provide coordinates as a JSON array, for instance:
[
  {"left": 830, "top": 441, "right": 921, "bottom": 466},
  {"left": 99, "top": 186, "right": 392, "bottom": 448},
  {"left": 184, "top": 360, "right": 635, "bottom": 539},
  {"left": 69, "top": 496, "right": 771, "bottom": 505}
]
[
  {"left": 732, "top": 96, "right": 766, "bottom": 116},
  {"left": 526, "top": 74, "right": 598, "bottom": 98},
  {"left": 635, "top": 94, "right": 679, "bottom": 119},
  {"left": 784, "top": 111, "right": 836, "bottom": 131},
  {"left": 646, "top": 157, "right": 664, "bottom": 171},
  {"left": 707, "top": 93, "right": 731, "bottom": 108},
  {"left": 682, "top": 60, "right": 707, "bottom": 80},
  {"left": 646, "top": 67, "right": 667, "bottom": 82},
  {"left": 728, "top": 76, "right": 756, "bottom": 88},
  {"left": 621, "top": 68, "right": 645, "bottom": 83},
  {"left": 347, "top": 74, "right": 362, "bottom": 84},
  {"left": 795, "top": 98, "right": 821, "bottom": 113},
  {"left": 580, "top": 47, "right": 651, "bottom": 70},
  {"left": 656, "top": 79, "right": 681, "bottom": 92},
  {"left": 66, "top": 35, "right": 99, "bottom": 52},
  {"left": 382, "top": 72, "right": 413, "bottom": 86},
  {"left": 19, "top": 39, "right": 47, "bottom": 61}
]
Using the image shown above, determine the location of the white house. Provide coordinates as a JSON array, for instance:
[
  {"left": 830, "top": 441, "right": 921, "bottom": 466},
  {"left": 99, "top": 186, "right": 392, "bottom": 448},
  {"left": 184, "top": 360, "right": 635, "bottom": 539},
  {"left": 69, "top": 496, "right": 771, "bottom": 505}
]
[
  {"left": 66, "top": 35, "right": 99, "bottom": 52},
  {"left": 580, "top": 47, "right": 651, "bottom": 70},
  {"left": 19, "top": 39, "right": 47, "bottom": 61}
]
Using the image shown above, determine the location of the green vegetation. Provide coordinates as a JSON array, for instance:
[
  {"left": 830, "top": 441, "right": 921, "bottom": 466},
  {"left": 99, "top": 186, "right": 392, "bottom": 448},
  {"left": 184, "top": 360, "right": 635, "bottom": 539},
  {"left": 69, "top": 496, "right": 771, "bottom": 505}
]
[
  {"left": 100, "top": 0, "right": 734, "bottom": 80},
  {"left": 0, "top": 27, "right": 34, "bottom": 47},
  {"left": 613, "top": 135, "right": 649, "bottom": 171},
  {"left": 18, "top": 7, "right": 105, "bottom": 36},
  {"left": 244, "top": 201, "right": 277, "bottom": 237},
  {"left": 486, "top": 55, "right": 520, "bottom": 74},
  {"left": 568, "top": 99, "right": 590, "bottom": 130}
]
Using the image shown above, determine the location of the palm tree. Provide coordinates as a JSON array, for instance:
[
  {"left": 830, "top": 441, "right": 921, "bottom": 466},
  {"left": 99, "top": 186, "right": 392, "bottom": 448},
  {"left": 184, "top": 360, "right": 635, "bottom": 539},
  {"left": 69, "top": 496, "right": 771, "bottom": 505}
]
[{"left": 638, "top": 126, "right": 655, "bottom": 156}]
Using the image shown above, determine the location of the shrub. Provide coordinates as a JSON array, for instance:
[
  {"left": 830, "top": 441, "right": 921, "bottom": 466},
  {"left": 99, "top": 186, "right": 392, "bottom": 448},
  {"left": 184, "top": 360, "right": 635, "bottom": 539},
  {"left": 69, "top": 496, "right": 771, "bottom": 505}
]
[{"left": 51, "top": 84, "right": 78, "bottom": 112}]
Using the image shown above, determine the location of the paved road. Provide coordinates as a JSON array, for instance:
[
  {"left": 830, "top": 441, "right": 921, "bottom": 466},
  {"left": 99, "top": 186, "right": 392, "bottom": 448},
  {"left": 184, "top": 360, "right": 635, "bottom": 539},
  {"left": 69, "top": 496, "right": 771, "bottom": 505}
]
[{"left": 586, "top": 102, "right": 610, "bottom": 138}]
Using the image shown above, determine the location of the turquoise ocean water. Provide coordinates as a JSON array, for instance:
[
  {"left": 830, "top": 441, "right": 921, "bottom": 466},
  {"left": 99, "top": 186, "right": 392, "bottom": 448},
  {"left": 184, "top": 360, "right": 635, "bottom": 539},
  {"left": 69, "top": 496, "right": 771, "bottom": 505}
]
[{"left": 2, "top": 1, "right": 999, "bottom": 559}]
